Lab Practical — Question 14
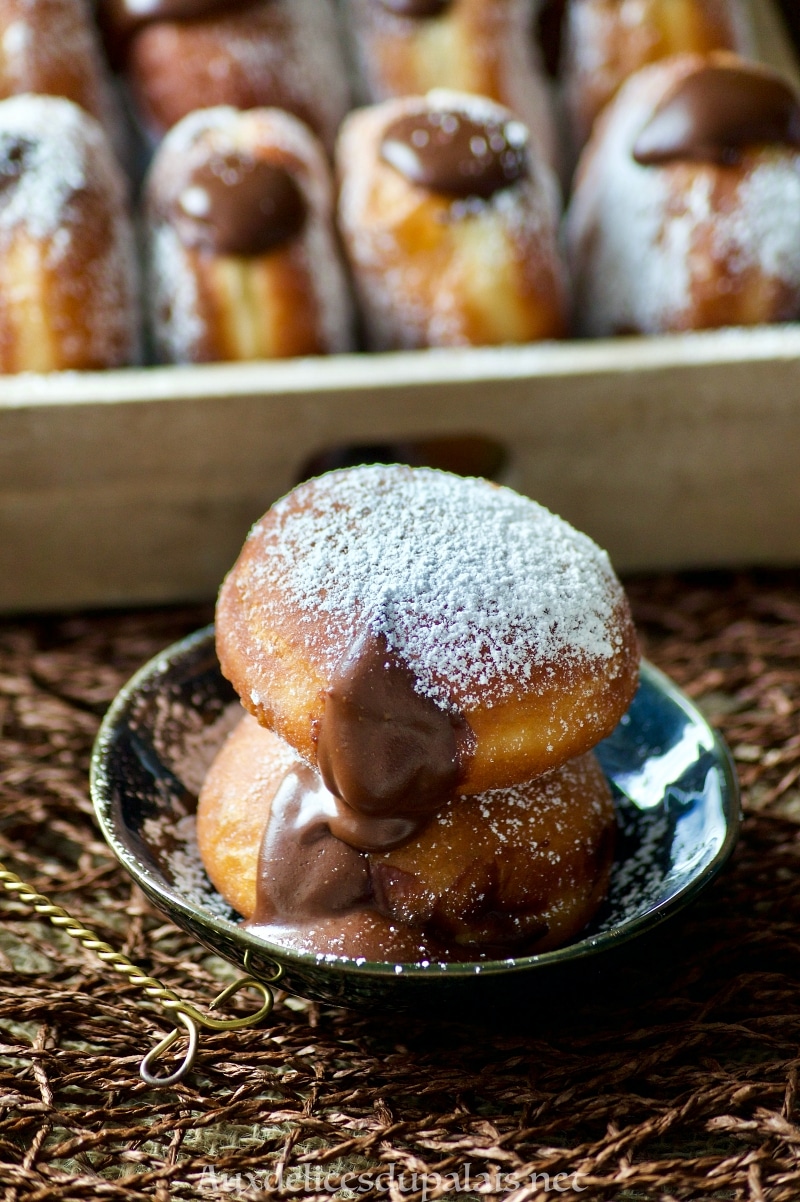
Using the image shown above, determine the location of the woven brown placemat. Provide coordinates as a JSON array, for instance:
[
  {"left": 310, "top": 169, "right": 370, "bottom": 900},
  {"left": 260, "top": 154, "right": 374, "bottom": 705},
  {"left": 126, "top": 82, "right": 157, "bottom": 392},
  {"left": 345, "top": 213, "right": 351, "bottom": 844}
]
[{"left": 1, "top": 576, "right": 800, "bottom": 1201}]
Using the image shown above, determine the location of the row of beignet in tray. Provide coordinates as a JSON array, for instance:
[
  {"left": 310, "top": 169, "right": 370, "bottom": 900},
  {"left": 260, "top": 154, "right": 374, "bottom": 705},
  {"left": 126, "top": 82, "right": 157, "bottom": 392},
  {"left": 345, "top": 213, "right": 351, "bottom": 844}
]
[{"left": 6, "top": 46, "right": 800, "bottom": 373}]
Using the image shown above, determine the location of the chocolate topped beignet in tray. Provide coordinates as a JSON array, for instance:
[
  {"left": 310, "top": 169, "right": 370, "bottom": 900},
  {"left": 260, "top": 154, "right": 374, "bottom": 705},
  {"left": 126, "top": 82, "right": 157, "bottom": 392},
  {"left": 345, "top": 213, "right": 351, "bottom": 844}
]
[
  {"left": 336, "top": 90, "right": 568, "bottom": 349},
  {"left": 562, "top": 0, "right": 755, "bottom": 151},
  {"left": 0, "top": 94, "right": 139, "bottom": 372},
  {"left": 565, "top": 54, "right": 800, "bottom": 336},
  {"left": 143, "top": 105, "right": 355, "bottom": 363}
]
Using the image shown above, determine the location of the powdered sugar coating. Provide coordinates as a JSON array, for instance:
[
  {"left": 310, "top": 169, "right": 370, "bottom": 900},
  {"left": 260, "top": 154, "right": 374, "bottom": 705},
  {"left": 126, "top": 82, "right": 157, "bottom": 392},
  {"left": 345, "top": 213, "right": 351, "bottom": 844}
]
[
  {"left": 402, "top": 752, "right": 610, "bottom": 854},
  {"left": 565, "top": 55, "right": 800, "bottom": 335},
  {"left": 245, "top": 465, "right": 627, "bottom": 710},
  {"left": 0, "top": 94, "right": 105, "bottom": 242}
]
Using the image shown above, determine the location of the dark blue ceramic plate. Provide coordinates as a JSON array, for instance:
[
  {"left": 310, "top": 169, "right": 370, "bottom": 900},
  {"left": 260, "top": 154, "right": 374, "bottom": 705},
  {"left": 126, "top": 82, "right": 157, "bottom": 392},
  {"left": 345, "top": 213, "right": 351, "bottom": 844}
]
[{"left": 91, "top": 627, "right": 741, "bottom": 1010}]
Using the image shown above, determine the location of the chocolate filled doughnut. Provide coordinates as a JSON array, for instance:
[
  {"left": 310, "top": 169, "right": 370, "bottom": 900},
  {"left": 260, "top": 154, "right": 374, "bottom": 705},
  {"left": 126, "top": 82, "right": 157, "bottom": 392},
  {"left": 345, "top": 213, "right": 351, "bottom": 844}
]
[
  {"left": 144, "top": 106, "right": 355, "bottom": 363},
  {"left": 99, "top": 0, "right": 350, "bottom": 150},
  {"left": 210, "top": 464, "right": 637, "bottom": 964},
  {"left": 343, "top": 0, "right": 559, "bottom": 174},
  {"left": 0, "top": 94, "right": 139, "bottom": 372},
  {"left": 197, "top": 715, "right": 616, "bottom": 961},
  {"left": 216, "top": 465, "right": 639, "bottom": 806},
  {"left": 562, "top": 0, "right": 754, "bottom": 151},
  {"left": 0, "top": 0, "right": 124, "bottom": 148},
  {"left": 565, "top": 54, "right": 800, "bottom": 336},
  {"left": 336, "top": 91, "right": 567, "bottom": 349}
]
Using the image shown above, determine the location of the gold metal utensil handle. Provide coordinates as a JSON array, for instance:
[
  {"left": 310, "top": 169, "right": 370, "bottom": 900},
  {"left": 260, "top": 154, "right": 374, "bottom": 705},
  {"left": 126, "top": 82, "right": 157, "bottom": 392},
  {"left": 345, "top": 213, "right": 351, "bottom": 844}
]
[{"left": 0, "top": 863, "right": 275, "bottom": 1087}]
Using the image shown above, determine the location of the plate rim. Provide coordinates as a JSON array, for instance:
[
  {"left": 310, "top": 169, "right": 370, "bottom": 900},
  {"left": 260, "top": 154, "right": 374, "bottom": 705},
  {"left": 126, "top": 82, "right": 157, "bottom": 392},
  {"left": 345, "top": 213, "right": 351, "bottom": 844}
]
[{"left": 90, "top": 625, "right": 742, "bottom": 982}]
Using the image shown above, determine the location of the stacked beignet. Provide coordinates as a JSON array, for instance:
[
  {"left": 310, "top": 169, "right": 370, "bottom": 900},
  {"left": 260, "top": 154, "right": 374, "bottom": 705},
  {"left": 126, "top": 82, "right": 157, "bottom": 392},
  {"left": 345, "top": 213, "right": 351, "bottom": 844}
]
[{"left": 199, "top": 465, "right": 640, "bottom": 963}]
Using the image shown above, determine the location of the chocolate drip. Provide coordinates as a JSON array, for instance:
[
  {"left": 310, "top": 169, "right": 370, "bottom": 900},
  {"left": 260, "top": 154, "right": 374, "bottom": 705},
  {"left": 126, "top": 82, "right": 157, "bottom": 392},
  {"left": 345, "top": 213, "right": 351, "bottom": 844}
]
[
  {"left": 168, "top": 152, "right": 306, "bottom": 256},
  {"left": 251, "top": 765, "right": 373, "bottom": 925},
  {"left": 247, "top": 754, "right": 554, "bottom": 960},
  {"left": 375, "top": 0, "right": 450, "bottom": 15},
  {"left": 316, "top": 631, "right": 472, "bottom": 818},
  {"left": 633, "top": 64, "right": 800, "bottom": 167},
  {"left": 380, "top": 110, "right": 528, "bottom": 199}
]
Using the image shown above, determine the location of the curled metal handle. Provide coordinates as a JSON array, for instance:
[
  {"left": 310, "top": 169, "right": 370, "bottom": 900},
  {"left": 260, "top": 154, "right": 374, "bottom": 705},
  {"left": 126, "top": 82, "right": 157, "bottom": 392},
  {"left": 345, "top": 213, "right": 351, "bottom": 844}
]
[
  {"left": 0, "top": 863, "right": 276, "bottom": 1087},
  {"left": 139, "top": 975, "right": 275, "bottom": 1085},
  {"left": 140, "top": 1010, "right": 199, "bottom": 1087}
]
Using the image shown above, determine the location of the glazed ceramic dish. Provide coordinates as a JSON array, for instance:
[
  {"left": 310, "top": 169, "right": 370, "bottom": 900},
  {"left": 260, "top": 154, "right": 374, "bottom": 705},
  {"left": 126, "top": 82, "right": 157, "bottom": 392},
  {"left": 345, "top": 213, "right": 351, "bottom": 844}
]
[{"left": 91, "top": 627, "right": 741, "bottom": 1010}]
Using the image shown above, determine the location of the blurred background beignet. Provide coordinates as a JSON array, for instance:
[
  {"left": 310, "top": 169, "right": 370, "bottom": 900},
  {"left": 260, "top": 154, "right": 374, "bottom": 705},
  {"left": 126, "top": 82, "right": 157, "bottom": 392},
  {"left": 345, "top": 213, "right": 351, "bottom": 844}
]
[
  {"left": 0, "top": 0, "right": 124, "bottom": 150},
  {"left": 0, "top": 94, "right": 139, "bottom": 372},
  {"left": 100, "top": 0, "right": 351, "bottom": 150},
  {"left": 344, "top": 0, "right": 559, "bottom": 175},
  {"left": 562, "top": 0, "right": 755, "bottom": 152},
  {"left": 144, "top": 106, "right": 355, "bottom": 363},
  {"left": 336, "top": 91, "right": 568, "bottom": 349},
  {"left": 565, "top": 54, "right": 800, "bottom": 336}
]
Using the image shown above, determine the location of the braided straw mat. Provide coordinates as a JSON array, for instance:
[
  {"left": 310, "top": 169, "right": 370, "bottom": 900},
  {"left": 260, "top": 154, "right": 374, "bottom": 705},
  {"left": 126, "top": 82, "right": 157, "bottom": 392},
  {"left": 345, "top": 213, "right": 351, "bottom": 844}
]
[{"left": 1, "top": 574, "right": 800, "bottom": 1201}]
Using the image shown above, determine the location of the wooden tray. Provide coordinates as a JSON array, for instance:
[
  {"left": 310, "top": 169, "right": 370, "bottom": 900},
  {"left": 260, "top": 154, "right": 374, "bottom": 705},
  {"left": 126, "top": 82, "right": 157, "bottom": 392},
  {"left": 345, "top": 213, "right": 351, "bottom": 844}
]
[{"left": 1, "top": 0, "right": 798, "bottom": 613}]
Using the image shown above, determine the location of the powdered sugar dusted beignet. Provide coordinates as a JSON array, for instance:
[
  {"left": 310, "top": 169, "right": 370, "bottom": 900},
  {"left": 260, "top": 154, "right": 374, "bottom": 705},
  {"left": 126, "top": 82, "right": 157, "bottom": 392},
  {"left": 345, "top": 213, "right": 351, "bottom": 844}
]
[
  {"left": 0, "top": 0, "right": 125, "bottom": 149},
  {"left": 217, "top": 465, "right": 639, "bottom": 802},
  {"left": 197, "top": 715, "right": 616, "bottom": 961},
  {"left": 565, "top": 55, "right": 800, "bottom": 336},
  {"left": 336, "top": 91, "right": 567, "bottom": 349},
  {"left": 344, "top": 0, "right": 558, "bottom": 175},
  {"left": 562, "top": 0, "right": 754, "bottom": 151},
  {"left": 0, "top": 94, "right": 138, "bottom": 372},
  {"left": 101, "top": 0, "right": 350, "bottom": 150},
  {"left": 144, "top": 106, "right": 355, "bottom": 363}
]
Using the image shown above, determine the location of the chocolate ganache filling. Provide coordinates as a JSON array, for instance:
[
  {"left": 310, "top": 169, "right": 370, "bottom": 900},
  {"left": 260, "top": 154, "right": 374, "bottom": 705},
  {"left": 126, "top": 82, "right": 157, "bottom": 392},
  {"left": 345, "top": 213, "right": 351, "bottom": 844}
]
[
  {"left": 252, "top": 768, "right": 374, "bottom": 924},
  {"left": 376, "top": 0, "right": 451, "bottom": 15},
  {"left": 381, "top": 110, "right": 529, "bottom": 199},
  {"left": 169, "top": 152, "right": 306, "bottom": 256},
  {"left": 633, "top": 64, "right": 800, "bottom": 167},
  {"left": 316, "top": 630, "right": 472, "bottom": 820}
]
